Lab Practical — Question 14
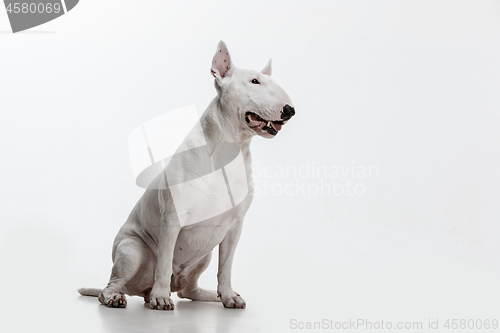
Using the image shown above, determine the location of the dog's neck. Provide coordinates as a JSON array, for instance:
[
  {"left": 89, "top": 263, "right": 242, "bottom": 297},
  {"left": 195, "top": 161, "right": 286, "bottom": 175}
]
[
  {"left": 198, "top": 98, "right": 254, "bottom": 182},
  {"left": 201, "top": 98, "right": 253, "bottom": 149}
]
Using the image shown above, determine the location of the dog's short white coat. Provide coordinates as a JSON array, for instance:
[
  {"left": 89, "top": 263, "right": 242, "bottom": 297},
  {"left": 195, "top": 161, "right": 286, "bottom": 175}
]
[{"left": 78, "top": 41, "right": 294, "bottom": 310}]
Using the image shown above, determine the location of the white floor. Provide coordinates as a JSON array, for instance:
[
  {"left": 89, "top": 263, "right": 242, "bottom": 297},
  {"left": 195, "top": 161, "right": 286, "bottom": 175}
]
[
  {"left": 1, "top": 194, "right": 499, "bottom": 333},
  {"left": 2, "top": 257, "right": 498, "bottom": 333},
  {"left": 74, "top": 294, "right": 261, "bottom": 333}
]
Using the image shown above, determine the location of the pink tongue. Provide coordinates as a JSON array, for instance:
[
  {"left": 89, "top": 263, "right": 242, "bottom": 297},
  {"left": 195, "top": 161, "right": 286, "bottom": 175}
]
[{"left": 270, "top": 122, "right": 282, "bottom": 131}]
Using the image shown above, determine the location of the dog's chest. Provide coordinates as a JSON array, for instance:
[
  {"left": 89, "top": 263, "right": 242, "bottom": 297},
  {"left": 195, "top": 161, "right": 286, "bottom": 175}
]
[
  {"left": 173, "top": 194, "right": 252, "bottom": 265},
  {"left": 167, "top": 142, "right": 251, "bottom": 228}
]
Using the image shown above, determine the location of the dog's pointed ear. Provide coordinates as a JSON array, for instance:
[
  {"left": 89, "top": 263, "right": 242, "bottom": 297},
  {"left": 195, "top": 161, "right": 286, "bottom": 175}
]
[
  {"left": 211, "top": 41, "right": 234, "bottom": 82},
  {"left": 261, "top": 59, "right": 272, "bottom": 76}
]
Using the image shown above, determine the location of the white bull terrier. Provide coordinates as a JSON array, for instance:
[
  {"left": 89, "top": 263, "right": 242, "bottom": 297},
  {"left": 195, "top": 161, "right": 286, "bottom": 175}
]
[{"left": 78, "top": 41, "right": 295, "bottom": 310}]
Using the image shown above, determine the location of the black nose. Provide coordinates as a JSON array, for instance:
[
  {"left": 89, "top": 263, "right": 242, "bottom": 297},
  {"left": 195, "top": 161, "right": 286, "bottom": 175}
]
[{"left": 281, "top": 104, "right": 295, "bottom": 120}]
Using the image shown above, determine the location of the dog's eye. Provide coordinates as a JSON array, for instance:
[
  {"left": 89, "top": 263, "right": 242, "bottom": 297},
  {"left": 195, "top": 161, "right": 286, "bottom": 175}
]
[{"left": 251, "top": 79, "right": 260, "bottom": 84}]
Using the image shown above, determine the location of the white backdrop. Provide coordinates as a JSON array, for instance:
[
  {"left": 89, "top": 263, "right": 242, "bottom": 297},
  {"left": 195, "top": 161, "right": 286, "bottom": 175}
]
[{"left": 1, "top": 1, "right": 499, "bottom": 332}]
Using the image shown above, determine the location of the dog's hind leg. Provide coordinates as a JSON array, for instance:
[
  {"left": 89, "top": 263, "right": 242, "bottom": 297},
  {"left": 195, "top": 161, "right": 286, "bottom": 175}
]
[
  {"left": 99, "top": 237, "right": 147, "bottom": 308},
  {"left": 177, "top": 252, "right": 220, "bottom": 302}
]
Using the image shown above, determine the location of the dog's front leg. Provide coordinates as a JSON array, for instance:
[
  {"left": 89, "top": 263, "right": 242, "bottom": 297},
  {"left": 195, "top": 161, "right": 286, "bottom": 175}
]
[
  {"left": 217, "top": 219, "right": 246, "bottom": 309},
  {"left": 150, "top": 219, "right": 181, "bottom": 310}
]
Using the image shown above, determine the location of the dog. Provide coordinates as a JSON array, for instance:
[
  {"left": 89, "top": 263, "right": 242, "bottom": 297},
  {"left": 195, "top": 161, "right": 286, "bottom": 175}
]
[{"left": 78, "top": 41, "right": 295, "bottom": 310}]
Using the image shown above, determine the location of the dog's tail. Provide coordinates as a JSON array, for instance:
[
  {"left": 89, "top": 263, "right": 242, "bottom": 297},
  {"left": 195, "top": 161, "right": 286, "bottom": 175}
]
[{"left": 77, "top": 288, "right": 102, "bottom": 297}]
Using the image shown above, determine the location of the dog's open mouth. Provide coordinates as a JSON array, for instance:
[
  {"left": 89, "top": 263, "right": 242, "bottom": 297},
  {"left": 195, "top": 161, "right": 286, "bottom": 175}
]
[{"left": 245, "top": 112, "right": 286, "bottom": 136}]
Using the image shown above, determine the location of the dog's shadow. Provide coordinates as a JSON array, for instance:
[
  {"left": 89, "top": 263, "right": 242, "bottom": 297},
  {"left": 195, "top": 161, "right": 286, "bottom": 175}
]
[{"left": 80, "top": 296, "right": 246, "bottom": 333}]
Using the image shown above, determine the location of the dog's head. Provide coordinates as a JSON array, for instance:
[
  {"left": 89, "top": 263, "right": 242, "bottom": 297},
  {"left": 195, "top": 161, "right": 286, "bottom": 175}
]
[{"left": 211, "top": 41, "right": 295, "bottom": 139}]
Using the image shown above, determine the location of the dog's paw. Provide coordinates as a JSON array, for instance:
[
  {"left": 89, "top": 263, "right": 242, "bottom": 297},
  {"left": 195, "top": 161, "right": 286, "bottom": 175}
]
[
  {"left": 220, "top": 292, "right": 246, "bottom": 309},
  {"left": 98, "top": 291, "right": 127, "bottom": 308},
  {"left": 149, "top": 294, "right": 175, "bottom": 310}
]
